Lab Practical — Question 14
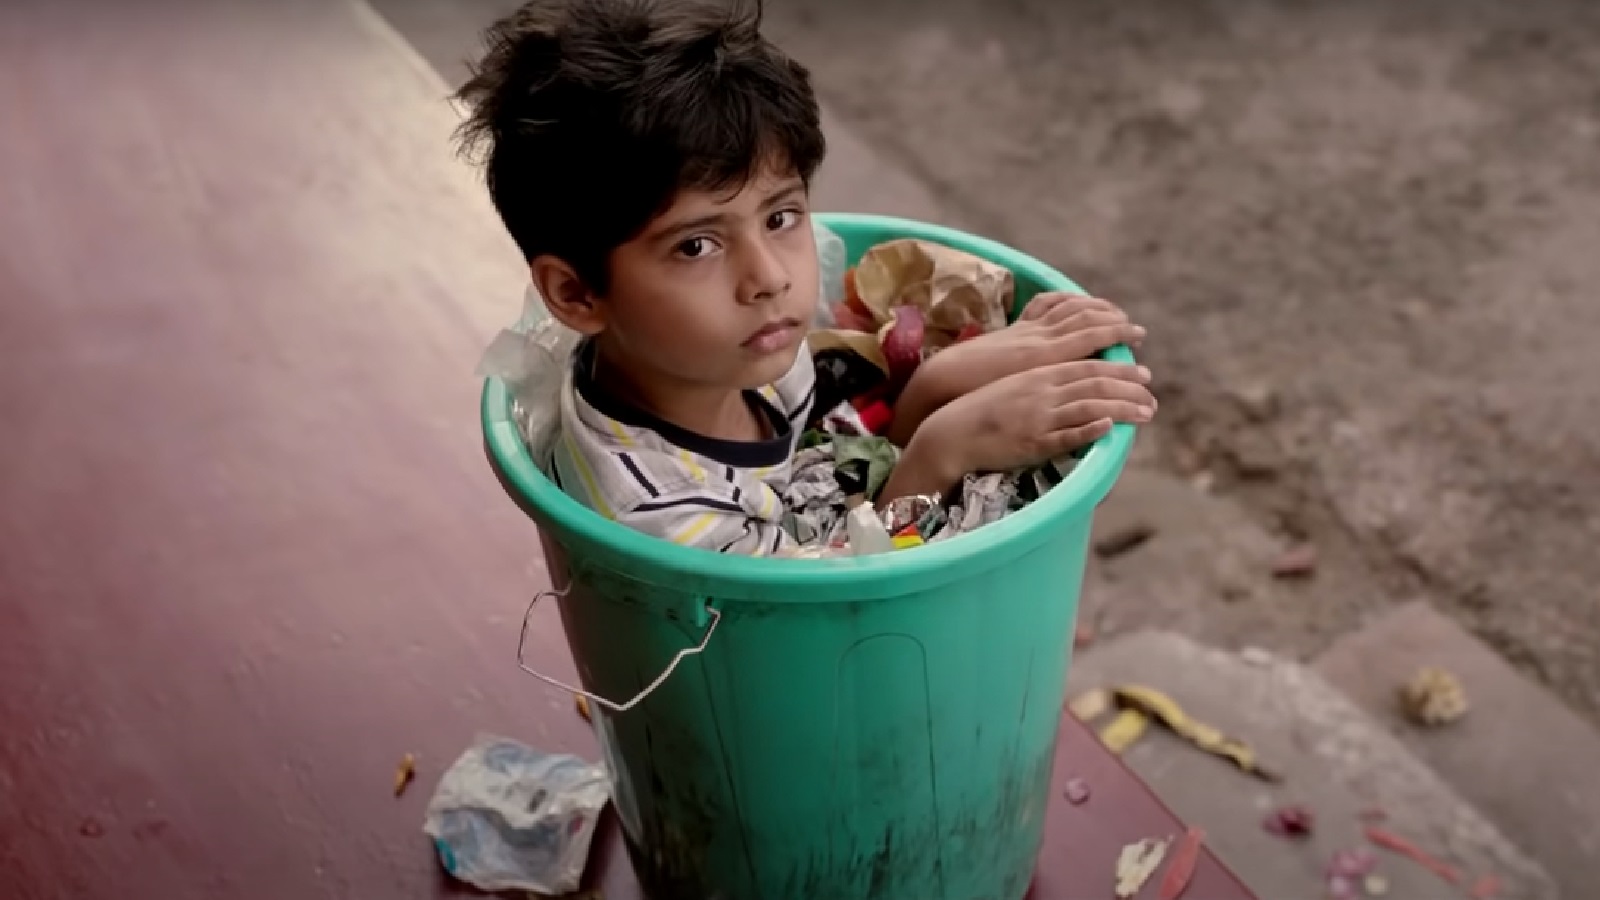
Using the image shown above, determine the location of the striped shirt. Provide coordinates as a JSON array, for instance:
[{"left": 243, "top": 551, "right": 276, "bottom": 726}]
[{"left": 551, "top": 341, "right": 816, "bottom": 555}]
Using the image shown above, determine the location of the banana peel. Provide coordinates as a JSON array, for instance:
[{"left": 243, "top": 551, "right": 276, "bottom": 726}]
[{"left": 1069, "top": 683, "right": 1281, "bottom": 782}]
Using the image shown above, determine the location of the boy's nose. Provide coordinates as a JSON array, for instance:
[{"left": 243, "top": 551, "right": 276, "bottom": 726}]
[{"left": 739, "top": 239, "right": 791, "bottom": 304}]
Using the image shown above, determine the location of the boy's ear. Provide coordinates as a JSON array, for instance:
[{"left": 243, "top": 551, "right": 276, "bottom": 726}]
[{"left": 531, "top": 256, "right": 605, "bottom": 335}]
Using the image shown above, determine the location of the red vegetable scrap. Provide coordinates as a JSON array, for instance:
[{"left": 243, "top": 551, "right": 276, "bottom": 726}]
[
  {"left": 1364, "top": 826, "right": 1461, "bottom": 885},
  {"left": 955, "top": 322, "right": 985, "bottom": 343},
  {"left": 1262, "top": 804, "right": 1315, "bottom": 838},
  {"left": 880, "top": 305, "right": 926, "bottom": 390},
  {"left": 1063, "top": 777, "right": 1090, "bottom": 805},
  {"left": 1158, "top": 827, "right": 1205, "bottom": 900}
]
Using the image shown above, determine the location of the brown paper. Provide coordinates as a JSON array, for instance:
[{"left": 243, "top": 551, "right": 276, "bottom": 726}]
[
  {"left": 852, "top": 239, "right": 1014, "bottom": 340},
  {"left": 809, "top": 327, "right": 888, "bottom": 373}
]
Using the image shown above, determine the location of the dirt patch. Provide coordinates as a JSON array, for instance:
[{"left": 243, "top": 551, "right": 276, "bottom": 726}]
[{"left": 770, "top": 0, "right": 1600, "bottom": 719}]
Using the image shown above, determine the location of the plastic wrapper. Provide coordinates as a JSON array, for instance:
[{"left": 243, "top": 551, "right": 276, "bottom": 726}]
[
  {"left": 422, "top": 734, "right": 610, "bottom": 895},
  {"left": 813, "top": 219, "right": 848, "bottom": 328},
  {"left": 474, "top": 285, "right": 582, "bottom": 472}
]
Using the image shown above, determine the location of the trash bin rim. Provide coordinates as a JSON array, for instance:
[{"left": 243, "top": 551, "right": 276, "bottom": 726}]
[{"left": 481, "top": 212, "right": 1136, "bottom": 594}]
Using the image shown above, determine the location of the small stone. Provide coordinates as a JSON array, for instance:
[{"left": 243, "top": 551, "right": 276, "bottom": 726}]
[
  {"left": 1239, "top": 647, "right": 1273, "bottom": 666},
  {"left": 1271, "top": 544, "right": 1318, "bottom": 578},
  {"left": 1064, "top": 777, "right": 1091, "bottom": 805},
  {"left": 1094, "top": 521, "right": 1156, "bottom": 558},
  {"left": 79, "top": 817, "right": 105, "bottom": 838},
  {"left": 1230, "top": 382, "right": 1278, "bottom": 421}
]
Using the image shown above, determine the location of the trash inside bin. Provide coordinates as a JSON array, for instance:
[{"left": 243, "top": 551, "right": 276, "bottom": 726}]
[{"left": 481, "top": 213, "right": 1138, "bottom": 900}]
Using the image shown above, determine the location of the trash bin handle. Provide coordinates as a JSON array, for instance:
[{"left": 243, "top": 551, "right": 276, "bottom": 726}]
[{"left": 515, "top": 582, "right": 722, "bottom": 715}]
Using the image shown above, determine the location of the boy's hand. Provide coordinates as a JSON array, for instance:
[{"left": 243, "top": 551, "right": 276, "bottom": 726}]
[
  {"left": 879, "top": 359, "right": 1155, "bottom": 503},
  {"left": 887, "top": 293, "right": 1146, "bottom": 447}
]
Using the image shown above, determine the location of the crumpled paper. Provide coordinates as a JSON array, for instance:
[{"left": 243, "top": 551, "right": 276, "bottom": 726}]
[
  {"left": 422, "top": 734, "right": 610, "bottom": 895},
  {"left": 811, "top": 238, "right": 1015, "bottom": 374}
]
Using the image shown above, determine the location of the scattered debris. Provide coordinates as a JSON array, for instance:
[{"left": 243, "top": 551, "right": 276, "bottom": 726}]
[
  {"left": 78, "top": 817, "right": 104, "bottom": 838},
  {"left": 1158, "top": 827, "right": 1205, "bottom": 900},
  {"left": 1068, "top": 687, "right": 1113, "bottom": 722},
  {"left": 1262, "top": 804, "right": 1314, "bottom": 838},
  {"left": 1365, "top": 825, "right": 1461, "bottom": 886},
  {"left": 1112, "top": 685, "right": 1280, "bottom": 781},
  {"left": 1063, "top": 777, "right": 1091, "bottom": 805},
  {"left": 1095, "top": 521, "right": 1156, "bottom": 558},
  {"left": 1326, "top": 847, "right": 1379, "bottom": 900},
  {"left": 1189, "top": 470, "right": 1217, "bottom": 493},
  {"left": 424, "top": 734, "right": 610, "bottom": 895},
  {"left": 1271, "top": 543, "right": 1318, "bottom": 578},
  {"left": 1399, "top": 667, "right": 1468, "bottom": 726},
  {"left": 1359, "top": 806, "right": 1389, "bottom": 823},
  {"left": 1099, "top": 708, "right": 1151, "bottom": 754},
  {"left": 575, "top": 694, "right": 592, "bottom": 723},
  {"left": 1074, "top": 624, "right": 1095, "bottom": 650},
  {"left": 1469, "top": 873, "right": 1502, "bottom": 899},
  {"left": 394, "top": 753, "right": 416, "bottom": 797},
  {"left": 1363, "top": 873, "right": 1390, "bottom": 896},
  {"left": 1114, "top": 837, "right": 1169, "bottom": 899}
]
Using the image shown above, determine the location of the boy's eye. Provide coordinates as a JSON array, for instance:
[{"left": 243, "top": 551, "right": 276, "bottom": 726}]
[
  {"left": 767, "top": 209, "right": 803, "bottom": 231},
  {"left": 676, "top": 237, "right": 712, "bottom": 259}
]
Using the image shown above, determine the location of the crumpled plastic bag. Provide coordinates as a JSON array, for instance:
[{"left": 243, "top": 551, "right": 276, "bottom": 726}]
[
  {"left": 474, "top": 285, "right": 582, "bottom": 472},
  {"left": 422, "top": 734, "right": 610, "bottom": 896},
  {"left": 813, "top": 219, "right": 848, "bottom": 328}
]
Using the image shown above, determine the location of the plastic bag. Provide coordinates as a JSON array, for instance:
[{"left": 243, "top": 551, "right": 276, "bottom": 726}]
[
  {"left": 813, "top": 219, "right": 848, "bottom": 328},
  {"left": 474, "top": 285, "right": 582, "bottom": 472},
  {"left": 422, "top": 734, "right": 610, "bottom": 895}
]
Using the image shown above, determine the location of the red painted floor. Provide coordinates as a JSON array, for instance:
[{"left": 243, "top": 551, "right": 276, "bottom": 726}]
[{"left": 0, "top": 1, "right": 1251, "bottom": 897}]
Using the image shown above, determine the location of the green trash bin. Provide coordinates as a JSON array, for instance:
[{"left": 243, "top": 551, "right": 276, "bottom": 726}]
[{"left": 482, "top": 213, "right": 1137, "bottom": 900}]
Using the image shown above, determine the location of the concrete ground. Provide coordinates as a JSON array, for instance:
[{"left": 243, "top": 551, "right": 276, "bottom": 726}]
[
  {"left": 369, "top": 0, "right": 1600, "bottom": 893},
  {"left": 759, "top": 0, "right": 1600, "bottom": 726}
]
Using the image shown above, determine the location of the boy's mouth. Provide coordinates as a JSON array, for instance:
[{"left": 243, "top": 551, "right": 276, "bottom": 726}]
[{"left": 742, "top": 317, "right": 802, "bottom": 353}]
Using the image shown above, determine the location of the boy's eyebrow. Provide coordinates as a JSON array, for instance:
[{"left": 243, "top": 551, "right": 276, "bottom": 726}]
[{"left": 649, "top": 180, "right": 809, "bottom": 245}]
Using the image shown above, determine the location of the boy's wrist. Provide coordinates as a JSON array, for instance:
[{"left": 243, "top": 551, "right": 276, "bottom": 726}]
[{"left": 880, "top": 416, "right": 967, "bottom": 504}]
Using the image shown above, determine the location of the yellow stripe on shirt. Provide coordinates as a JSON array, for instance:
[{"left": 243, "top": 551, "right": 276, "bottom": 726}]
[{"left": 671, "top": 512, "right": 718, "bottom": 546}]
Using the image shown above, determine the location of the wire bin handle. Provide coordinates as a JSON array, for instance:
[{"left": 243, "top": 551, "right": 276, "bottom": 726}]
[{"left": 515, "top": 582, "right": 722, "bottom": 715}]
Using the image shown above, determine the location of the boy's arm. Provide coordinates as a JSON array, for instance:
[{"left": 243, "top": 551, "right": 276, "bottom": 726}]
[{"left": 885, "top": 294, "right": 1148, "bottom": 447}]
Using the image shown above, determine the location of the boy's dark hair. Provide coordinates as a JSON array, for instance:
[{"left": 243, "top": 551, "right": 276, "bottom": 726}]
[{"left": 454, "top": 0, "right": 826, "bottom": 293}]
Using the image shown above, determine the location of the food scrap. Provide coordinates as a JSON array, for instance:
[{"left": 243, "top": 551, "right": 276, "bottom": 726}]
[
  {"left": 1074, "top": 624, "right": 1095, "bottom": 649},
  {"left": 1325, "top": 847, "right": 1378, "bottom": 900},
  {"left": 1364, "top": 825, "right": 1461, "bottom": 885},
  {"left": 1063, "top": 777, "right": 1091, "bottom": 805},
  {"left": 1363, "top": 873, "right": 1390, "bottom": 896},
  {"left": 1157, "top": 827, "right": 1205, "bottom": 900},
  {"left": 575, "top": 694, "right": 592, "bottom": 722},
  {"left": 1068, "top": 687, "right": 1113, "bottom": 722},
  {"left": 1469, "top": 872, "right": 1502, "bottom": 899},
  {"left": 394, "top": 753, "right": 416, "bottom": 797},
  {"left": 1098, "top": 708, "right": 1151, "bottom": 754},
  {"left": 1114, "top": 837, "right": 1169, "bottom": 899},
  {"left": 1399, "top": 666, "right": 1468, "bottom": 727},
  {"left": 1111, "top": 685, "right": 1280, "bottom": 781},
  {"left": 1262, "top": 804, "right": 1315, "bottom": 838}
]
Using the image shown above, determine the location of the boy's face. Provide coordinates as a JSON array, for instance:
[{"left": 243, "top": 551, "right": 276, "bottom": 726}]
[{"left": 597, "top": 162, "right": 819, "bottom": 393}]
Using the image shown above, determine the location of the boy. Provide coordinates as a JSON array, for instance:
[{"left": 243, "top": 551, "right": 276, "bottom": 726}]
[{"left": 456, "top": 0, "right": 1156, "bottom": 554}]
